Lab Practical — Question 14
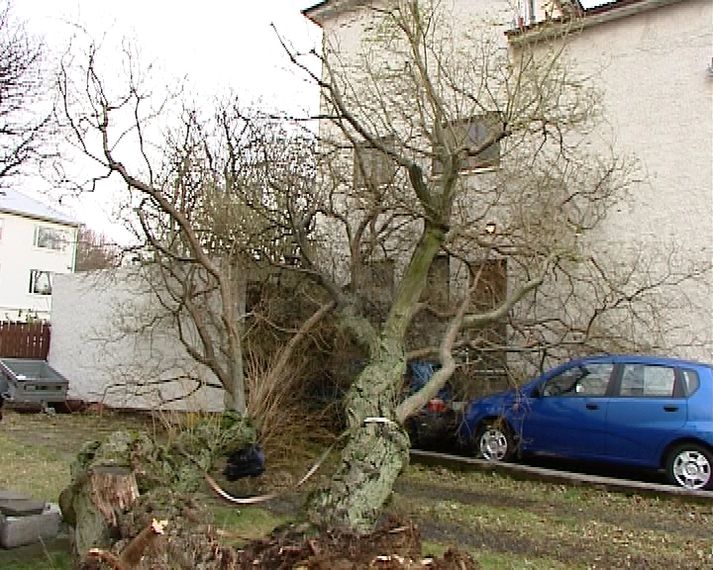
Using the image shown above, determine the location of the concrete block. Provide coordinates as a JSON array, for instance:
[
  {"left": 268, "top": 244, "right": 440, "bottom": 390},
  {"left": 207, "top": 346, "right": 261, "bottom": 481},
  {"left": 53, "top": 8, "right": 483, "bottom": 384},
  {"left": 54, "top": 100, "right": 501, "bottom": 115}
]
[
  {"left": 0, "top": 498, "right": 45, "bottom": 516},
  {"left": 0, "top": 503, "right": 61, "bottom": 548}
]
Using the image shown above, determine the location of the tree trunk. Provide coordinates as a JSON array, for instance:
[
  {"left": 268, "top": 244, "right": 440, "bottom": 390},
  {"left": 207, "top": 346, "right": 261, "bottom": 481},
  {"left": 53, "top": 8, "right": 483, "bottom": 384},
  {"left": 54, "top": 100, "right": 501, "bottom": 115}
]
[
  {"left": 223, "top": 364, "right": 246, "bottom": 414},
  {"left": 308, "top": 224, "right": 447, "bottom": 533},
  {"left": 223, "top": 260, "right": 247, "bottom": 415},
  {"left": 308, "top": 346, "right": 410, "bottom": 533}
]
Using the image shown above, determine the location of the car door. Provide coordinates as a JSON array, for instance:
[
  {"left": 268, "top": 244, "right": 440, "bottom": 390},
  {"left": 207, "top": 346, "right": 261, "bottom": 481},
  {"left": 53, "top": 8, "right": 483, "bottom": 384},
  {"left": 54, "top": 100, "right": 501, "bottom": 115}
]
[
  {"left": 604, "top": 363, "right": 687, "bottom": 466},
  {"left": 521, "top": 361, "right": 614, "bottom": 459}
]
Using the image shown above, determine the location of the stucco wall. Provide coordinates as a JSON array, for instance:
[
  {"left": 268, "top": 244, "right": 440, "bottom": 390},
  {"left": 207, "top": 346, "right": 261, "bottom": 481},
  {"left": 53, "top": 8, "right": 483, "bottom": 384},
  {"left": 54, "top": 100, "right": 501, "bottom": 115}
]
[
  {"left": 557, "top": 0, "right": 713, "bottom": 358},
  {"left": 48, "top": 269, "right": 225, "bottom": 411},
  {"left": 0, "top": 213, "right": 77, "bottom": 320}
]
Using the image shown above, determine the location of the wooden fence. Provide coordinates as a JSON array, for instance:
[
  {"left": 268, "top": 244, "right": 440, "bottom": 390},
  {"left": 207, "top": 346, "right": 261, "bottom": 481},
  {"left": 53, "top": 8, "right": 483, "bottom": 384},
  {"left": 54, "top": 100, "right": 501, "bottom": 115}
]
[{"left": 0, "top": 322, "right": 51, "bottom": 359}]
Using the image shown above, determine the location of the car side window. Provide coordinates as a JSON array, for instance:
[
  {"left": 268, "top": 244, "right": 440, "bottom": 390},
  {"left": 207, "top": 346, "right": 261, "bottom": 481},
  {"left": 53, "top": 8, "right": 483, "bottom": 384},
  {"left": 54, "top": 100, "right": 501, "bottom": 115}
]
[
  {"left": 619, "top": 364, "right": 675, "bottom": 397},
  {"left": 543, "top": 363, "right": 613, "bottom": 397}
]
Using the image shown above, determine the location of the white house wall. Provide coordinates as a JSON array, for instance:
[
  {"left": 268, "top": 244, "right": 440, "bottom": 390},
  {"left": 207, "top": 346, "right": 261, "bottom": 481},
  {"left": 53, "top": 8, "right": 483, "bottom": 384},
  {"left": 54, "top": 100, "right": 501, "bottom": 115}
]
[
  {"left": 48, "top": 269, "right": 225, "bottom": 411},
  {"left": 558, "top": 0, "right": 713, "bottom": 357},
  {"left": 0, "top": 212, "right": 77, "bottom": 320}
]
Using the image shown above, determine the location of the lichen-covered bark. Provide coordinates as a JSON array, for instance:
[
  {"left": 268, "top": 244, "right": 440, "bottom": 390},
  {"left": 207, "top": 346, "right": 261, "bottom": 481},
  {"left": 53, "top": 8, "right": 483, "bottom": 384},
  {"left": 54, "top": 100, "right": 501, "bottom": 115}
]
[
  {"left": 60, "top": 433, "right": 142, "bottom": 559},
  {"left": 308, "top": 355, "right": 410, "bottom": 533},
  {"left": 311, "top": 425, "right": 410, "bottom": 532},
  {"left": 309, "top": 224, "right": 447, "bottom": 533}
]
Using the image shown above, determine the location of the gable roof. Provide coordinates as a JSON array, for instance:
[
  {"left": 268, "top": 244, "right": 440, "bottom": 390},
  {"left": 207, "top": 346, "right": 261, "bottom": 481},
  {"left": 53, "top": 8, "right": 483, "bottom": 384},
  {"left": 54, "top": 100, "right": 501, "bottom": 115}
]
[
  {"left": 304, "top": 0, "right": 684, "bottom": 30},
  {"left": 0, "top": 189, "right": 79, "bottom": 227},
  {"left": 506, "top": 0, "right": 684, "bottom": 42},
  {"left": 302, "top": 0, "right": 366, "bottom": 27}
]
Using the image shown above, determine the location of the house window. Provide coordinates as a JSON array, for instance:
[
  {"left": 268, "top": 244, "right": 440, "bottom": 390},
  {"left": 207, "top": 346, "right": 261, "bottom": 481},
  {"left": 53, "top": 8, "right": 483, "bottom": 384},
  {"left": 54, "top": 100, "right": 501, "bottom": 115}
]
[
  {"left": 432, "top": 114, "right": 501, "bottom": 175},
  {"left": 470, "top": 259, "right": 507, "bottom": 311},
  {"left": 354, "top": 259, "right": 395, "bottom": 300},
  {"left": 34, "top": 226, "right": 70, "bottom": 251},
  {"left": 470, "top": 258, "right": 508, "bottom": 371},
  {"left": 29, "top": 270, "right": 52, "bottom": 295},
  {"left": 353, "top": 258, "right": 395, "bottom": 320},
  {"left": 353, "top": 137, "right": 396, "bottom": 188}
]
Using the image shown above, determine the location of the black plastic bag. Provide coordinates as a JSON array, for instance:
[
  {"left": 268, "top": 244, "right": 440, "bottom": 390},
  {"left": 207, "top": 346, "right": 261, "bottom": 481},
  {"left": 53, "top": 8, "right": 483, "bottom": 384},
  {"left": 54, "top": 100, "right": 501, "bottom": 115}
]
[{"left": 223, "top": 443, "right": 265, "bottom": 480}]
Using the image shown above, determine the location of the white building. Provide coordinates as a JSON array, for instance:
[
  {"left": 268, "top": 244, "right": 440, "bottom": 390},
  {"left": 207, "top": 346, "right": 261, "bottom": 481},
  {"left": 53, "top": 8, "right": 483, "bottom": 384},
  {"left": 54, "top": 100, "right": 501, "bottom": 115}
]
[
  {"left": 0, "top": 190, "right": 79, "bottom": 321},
  {"left": 302, "top": 0, "right": 713, "bottom": 363}
]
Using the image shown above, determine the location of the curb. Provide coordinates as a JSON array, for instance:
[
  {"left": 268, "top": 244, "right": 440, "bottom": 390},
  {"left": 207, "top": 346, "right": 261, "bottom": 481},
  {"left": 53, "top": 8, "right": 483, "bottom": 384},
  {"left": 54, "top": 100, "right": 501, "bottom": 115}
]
[{"left": 410, "top": 449, "right": 713, "bottom": 503}]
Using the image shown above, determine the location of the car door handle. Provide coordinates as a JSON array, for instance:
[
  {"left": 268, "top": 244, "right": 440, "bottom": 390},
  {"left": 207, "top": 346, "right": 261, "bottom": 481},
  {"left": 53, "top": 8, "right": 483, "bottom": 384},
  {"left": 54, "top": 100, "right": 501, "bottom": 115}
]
[
  {"left": 585, "top": 403, "right": 599, "bottom": 410},
  {"left": 663, "top": 406, "right": 679, "bottom": 412}
]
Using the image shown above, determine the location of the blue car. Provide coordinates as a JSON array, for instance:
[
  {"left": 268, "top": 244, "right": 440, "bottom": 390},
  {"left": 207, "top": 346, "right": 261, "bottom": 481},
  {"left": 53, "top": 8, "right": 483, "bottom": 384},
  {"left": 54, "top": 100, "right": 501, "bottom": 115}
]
[{"left": 458, "top": 355, "right": 713, "bottom": 490}]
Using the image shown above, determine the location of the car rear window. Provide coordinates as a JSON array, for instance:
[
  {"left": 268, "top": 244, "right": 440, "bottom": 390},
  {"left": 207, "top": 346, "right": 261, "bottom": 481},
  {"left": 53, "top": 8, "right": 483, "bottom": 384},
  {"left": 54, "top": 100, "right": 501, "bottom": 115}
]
[{"left": 680, "top": 369, "right": 700, "bottom": 396}]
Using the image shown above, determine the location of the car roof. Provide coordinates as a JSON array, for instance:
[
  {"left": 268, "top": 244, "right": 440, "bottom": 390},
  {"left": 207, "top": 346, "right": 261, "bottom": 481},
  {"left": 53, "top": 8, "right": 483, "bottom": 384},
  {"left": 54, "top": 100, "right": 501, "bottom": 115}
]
[{"left": 571, "top": 354, "right": 712, "bottom": 369}]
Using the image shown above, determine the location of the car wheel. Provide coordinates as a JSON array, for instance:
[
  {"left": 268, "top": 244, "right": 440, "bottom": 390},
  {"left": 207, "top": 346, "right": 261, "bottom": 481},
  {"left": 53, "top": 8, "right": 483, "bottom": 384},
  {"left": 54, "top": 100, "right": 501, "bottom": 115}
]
[
  {"left": 476, "top": 420, "right": 515, "bottom": 462},
  {"left": 666, "top": 444, "right": 713, "bottom": 490}
]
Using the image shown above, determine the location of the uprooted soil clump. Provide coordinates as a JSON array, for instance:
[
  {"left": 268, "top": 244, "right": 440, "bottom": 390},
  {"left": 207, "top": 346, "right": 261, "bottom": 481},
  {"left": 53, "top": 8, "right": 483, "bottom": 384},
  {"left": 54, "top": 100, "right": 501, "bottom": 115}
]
[{"left": 233, "top": 516, "right": 478, "bottom": 569}]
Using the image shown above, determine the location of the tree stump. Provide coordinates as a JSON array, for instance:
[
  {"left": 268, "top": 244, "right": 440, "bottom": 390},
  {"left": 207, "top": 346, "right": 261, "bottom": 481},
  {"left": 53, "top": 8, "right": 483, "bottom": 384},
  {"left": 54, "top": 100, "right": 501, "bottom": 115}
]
[
  {"left": 89, "top": 466, "right": 140, "bottom": 528},
  {"left": 64, "top": 465, "right": 140, "bottom": 560}
]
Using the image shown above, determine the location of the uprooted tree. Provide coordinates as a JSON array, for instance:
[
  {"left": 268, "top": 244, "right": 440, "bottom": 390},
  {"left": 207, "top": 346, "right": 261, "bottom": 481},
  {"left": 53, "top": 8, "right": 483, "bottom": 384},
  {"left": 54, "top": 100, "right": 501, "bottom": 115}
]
[
  {"left": 56, "top": 40, "right": 340, "bottom": 561},
  {"left": 56, "top": 0, "right": 708, "bottom": 544}
]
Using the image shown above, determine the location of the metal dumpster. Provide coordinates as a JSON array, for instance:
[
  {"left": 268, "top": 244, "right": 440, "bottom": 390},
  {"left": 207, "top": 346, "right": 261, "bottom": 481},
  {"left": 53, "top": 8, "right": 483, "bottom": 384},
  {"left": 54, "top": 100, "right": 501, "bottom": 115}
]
[{"left": 0, "top": 358, "right": 68, "bottom": 406}]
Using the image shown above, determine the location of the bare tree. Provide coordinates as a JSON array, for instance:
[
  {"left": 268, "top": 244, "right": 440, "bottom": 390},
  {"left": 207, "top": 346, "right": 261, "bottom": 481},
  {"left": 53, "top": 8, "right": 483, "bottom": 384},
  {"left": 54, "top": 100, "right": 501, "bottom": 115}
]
[
  {"left": 75, "top": 225, "right": 121, "bottom": 271},
  {"left": 57, "top": 40, "right": 329, "bottom": 414},
  {"left": 0, "top": 1, "right": 50, "bottom": 185},
  {"left": 56, "top": 0, "right": 708, "bottom": 537}
]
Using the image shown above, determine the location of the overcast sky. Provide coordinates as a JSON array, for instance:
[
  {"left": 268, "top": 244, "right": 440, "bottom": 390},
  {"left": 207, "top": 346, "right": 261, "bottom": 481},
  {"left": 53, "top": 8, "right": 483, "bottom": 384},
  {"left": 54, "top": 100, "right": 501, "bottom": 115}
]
[
  {"left": 17, "top": 0, "right": 322, "bottom": 114},
  {"left": 13, "top": 0, "right": 323, "bottom": 238}
]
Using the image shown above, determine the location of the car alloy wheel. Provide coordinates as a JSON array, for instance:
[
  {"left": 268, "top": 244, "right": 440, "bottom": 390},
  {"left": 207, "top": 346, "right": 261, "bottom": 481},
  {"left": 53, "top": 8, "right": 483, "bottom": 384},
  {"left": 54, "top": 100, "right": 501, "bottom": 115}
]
[
  {"left": 477, "top": 423, "right": 513, "bottom": 461},
  {"left": 667, "top": 445, "right": 713, "bottom": 490}
]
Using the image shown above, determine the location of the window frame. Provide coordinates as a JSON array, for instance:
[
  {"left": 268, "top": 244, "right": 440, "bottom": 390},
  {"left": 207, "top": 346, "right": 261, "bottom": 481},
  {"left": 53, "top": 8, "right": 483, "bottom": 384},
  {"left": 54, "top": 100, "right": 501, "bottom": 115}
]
[
  {"left": 432, "top": 113, "right": 502, "bottom": 175},
  {"left": 680, "top": 368, "right": 701, "bottom": 397},
  {"left": 34, "top": 225, "right": 70, "bottom": 252},
  {"left": 541, "top": 362, "right": 614, "bottom": 398},
  {"left": 617, "top": 364, "right": 677, "bottom": 398},
  {"left": 29, "top": 269, "right": 53, "bottom": 295},
  {"left": 611, "top": 363, "right": 699, "bottom": 399}
]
